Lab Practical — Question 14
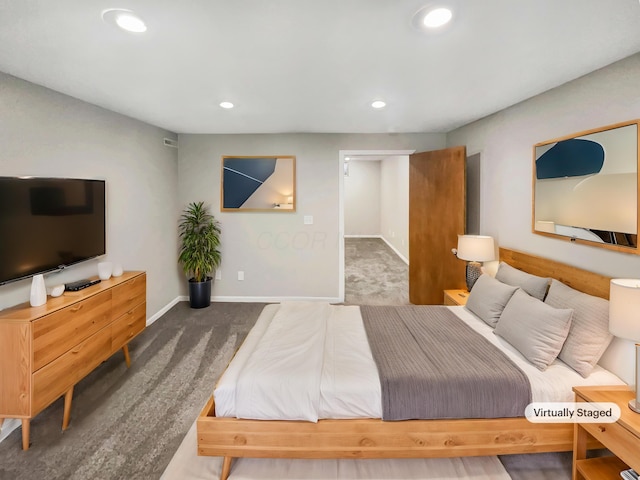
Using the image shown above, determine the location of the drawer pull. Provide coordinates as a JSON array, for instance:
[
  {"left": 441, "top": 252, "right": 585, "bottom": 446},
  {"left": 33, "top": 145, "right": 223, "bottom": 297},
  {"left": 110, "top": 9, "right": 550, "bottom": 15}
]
[
  {"left": 70, "top": 304, "right": 83, "bottom": 312},
  {"left": 598, "top": 426, "right": 606, "bottom": 433}
]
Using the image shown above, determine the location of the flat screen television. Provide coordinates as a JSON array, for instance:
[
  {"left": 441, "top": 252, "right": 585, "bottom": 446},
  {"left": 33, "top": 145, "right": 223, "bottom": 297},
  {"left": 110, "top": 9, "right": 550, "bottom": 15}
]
[{"left": 0, "top": 177, "right": 106, "bottom": 285}]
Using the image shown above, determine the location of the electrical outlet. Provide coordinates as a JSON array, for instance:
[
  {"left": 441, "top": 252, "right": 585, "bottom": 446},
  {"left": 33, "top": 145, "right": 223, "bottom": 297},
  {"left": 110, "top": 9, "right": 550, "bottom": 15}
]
[{"left": 237, "top": 271, "right": 244, "bottom": 281}]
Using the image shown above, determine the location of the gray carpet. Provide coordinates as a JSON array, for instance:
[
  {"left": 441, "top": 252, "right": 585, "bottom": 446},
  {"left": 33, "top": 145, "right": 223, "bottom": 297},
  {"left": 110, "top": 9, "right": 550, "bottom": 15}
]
[
  {"left": 0, "top": 302, "right": 266, "bottom": 480},
  {"left": 344, "top": 237, "right": 410, "bottom": 305}
]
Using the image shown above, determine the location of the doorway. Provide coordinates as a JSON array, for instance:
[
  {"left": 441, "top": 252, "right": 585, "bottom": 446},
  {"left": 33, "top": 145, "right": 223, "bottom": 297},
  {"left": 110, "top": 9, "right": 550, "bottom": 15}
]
[{"left": 339, "top": 150, "right": 414, "bottom": 303}]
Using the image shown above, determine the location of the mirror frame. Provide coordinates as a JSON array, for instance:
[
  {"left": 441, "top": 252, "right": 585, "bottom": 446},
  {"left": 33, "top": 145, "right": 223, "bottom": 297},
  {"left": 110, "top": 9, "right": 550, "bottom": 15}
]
[{"left": 532, "top": 120, "right": 640, "bottom": 254}]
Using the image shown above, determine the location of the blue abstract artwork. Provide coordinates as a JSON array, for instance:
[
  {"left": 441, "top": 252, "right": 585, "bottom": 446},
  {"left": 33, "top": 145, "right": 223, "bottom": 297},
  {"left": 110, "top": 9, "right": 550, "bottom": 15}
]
[
  {"left": 223, "top": 158, "right": 277, "bottom": 208},
  {"left": 221, "top": 156, "right": 295, "bottom": 211},
  {"left": 535, "top": 139, "right": 604, "bottom": 179}
]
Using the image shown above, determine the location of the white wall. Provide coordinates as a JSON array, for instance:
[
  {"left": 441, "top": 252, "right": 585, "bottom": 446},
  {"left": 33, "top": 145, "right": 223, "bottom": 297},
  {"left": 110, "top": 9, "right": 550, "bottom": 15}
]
[
  {"left": 344, "top": 160, "right": 381, "bottom": 236},
  {"left": 177, "top": 133, "right": 445, "bottom": 301},
  {"left": 380, "top": 156, "right": 409, "bottom": 261},
  {"left": 0, "top": 72, "right": 180, "bottom": 319},
  {"left": 344, "top": 155, "right": 409, "bottom": 261},
  {"left": 447, "top": 52, "right": 640, "bottom": 384}
]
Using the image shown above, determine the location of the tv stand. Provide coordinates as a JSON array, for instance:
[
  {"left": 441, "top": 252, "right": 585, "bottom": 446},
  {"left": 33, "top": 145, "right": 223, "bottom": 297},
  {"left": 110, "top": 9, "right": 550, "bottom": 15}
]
[{"left": 0, "top": 271, "right": 146, "bottom": 450}]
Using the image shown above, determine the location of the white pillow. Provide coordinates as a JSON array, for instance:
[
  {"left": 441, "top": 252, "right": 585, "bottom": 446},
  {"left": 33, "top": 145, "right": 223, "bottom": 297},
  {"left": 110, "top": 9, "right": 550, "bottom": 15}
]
[
  {"left": 494, "top": 289, "right": 573, "bottom": 371},
  {"left": 495, "top": 262, "right": 550, "bottom": 301},
  {"left": 465, "top": 274, "right": 518, "bottom": 328},
  {"left": 545, "top": 279, "right": 613, "bottom": 377}
]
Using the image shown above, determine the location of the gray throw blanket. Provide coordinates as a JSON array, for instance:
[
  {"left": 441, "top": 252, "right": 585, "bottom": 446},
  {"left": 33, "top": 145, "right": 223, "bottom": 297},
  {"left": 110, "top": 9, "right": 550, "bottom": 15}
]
[{"left": 360, "top": 305, "right": 532, "bottom": 421}]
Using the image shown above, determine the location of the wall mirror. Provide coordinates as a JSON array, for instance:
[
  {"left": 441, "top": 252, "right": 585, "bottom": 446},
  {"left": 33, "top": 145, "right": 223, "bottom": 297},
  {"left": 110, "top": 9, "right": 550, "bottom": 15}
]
[
  {"left": 533, "top": 120, "right": 640, "bottom": 253},
  {"left": 221, "top": 156, "right": 296, "bottom": 212}
]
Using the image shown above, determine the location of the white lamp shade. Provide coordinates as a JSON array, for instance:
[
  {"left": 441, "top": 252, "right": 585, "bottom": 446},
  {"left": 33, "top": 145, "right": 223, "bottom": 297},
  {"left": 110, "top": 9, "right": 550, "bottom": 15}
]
[
  {"left": 456, "top": 235, "right": 495, "bottom": 262},
  {"left": 609, "top": 279, "right": 640, "bottom": 341}
]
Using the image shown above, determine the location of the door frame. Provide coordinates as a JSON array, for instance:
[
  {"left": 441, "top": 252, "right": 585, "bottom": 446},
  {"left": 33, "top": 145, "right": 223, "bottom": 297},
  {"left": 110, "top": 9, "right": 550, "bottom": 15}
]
[{"left": 338, "top": 149, "right": 415, "bottom": 302}]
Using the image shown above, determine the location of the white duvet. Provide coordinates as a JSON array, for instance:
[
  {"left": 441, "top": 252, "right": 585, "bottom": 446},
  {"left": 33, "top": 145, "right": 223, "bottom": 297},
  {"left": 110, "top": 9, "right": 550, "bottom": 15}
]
[{"left": 214, "top": 302, "right": 624, "bottom": 422}]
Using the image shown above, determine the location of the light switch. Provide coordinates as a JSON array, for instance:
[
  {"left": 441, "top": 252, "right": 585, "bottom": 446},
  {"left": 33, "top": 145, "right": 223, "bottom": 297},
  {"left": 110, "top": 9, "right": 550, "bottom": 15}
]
[{"left": 304, "top": 215, "right": 313, "bottom": 225}]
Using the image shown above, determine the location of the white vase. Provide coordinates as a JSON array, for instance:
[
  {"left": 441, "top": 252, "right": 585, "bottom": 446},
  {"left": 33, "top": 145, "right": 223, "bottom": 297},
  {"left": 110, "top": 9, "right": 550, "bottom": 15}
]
[
  {"left": 112, "top": 263, "right": 123, "bottom": 277},
  {"left": 98, "top": 262, "right": 113, "bottom": 280},
  {"left": 30, "top": 274, "right": 47, "bottom": 307}
]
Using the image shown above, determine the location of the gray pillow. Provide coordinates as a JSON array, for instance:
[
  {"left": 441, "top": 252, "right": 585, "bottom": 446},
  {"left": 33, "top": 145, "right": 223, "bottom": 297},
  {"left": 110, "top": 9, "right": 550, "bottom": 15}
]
[
  {"left": 545, "top": 279, "right": 613, "bottom": 377},
  {"left": 465, "top": 274, "right": 518, "bottom": 328},
  {"left": 495, "top": 262, "right": 550, "bottom": 300},
  {"left": 494, "top": 289, "right": 573, "bottom": 371}
]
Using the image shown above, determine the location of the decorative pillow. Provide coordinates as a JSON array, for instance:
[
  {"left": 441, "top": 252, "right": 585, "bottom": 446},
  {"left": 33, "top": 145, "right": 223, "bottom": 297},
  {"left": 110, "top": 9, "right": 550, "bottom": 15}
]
[
  {"left": 545, "top": 279, "right": 613, "bottom": 377},
  {"left": 495, "top": 262, "right": 550, "bottom": 300},
  {"left": 465, "top": 274, "right": 518, "bottom": 328},
  {"left": 494, "top": 289, "right": 573, "bottom": 371}
]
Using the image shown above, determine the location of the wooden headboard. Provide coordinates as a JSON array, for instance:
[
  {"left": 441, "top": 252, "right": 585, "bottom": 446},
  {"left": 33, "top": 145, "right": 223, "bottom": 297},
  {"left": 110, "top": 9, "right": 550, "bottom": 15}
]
[{"left": 499, "top": 247, "right": 611, "bottom": 299}]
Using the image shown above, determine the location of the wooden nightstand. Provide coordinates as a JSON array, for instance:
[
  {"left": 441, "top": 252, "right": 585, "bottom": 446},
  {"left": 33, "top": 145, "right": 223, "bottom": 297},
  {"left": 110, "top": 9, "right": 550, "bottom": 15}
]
[
  {"left": 573, "top": 385, "right": 640, "bottom": 480},
  {"left": 443, "top": 289, "right": 468, "bottom": 306}
]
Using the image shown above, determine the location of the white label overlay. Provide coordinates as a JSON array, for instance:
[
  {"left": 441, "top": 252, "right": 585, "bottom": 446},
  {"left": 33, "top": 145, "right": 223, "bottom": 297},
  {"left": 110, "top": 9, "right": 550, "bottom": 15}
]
[{"left": 525, "top": 402, "right": 621, "bottom": 423}]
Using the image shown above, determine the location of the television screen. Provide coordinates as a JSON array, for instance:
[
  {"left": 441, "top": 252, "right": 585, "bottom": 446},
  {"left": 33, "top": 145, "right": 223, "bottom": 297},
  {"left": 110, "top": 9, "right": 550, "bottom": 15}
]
[{"left": 0, "top": 177, "right": 106, "bottom": 285}]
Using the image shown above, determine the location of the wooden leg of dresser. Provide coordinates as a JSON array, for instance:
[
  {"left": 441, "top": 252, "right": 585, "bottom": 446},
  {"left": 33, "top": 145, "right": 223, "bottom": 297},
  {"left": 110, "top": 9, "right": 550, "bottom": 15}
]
[
  {"left": 122, "top": 345, "right": 131, "bottom": 368},
  {"left": 0, "top": 418, "right": 5, "bottom": 430},
  {"left": 62, "top": 386, "right": 74, "bottom": 431},
  {"left": 21, "top": 419, "right": 30, "bottom": 450}
]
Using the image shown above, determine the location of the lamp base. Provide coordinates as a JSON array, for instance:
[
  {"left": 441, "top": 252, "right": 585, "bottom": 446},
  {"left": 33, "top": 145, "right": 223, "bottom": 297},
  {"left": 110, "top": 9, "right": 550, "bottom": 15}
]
[
  {"left": 630, "top": 398, "right": 640, "bottom": 414},
  {"left": 465, "top": 262, "right": 483, "bottom": 291}
]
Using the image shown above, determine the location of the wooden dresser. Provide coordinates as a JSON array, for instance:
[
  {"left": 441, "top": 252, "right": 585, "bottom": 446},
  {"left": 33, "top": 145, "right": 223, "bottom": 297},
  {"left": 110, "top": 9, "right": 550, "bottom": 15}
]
[{"left": 0, "top": 271, "right": 146, "bottom": 450}]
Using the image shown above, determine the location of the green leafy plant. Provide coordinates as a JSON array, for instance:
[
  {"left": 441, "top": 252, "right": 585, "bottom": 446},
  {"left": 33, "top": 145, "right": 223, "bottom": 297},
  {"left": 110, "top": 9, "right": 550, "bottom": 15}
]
[{"left": 178, "top": 201, "right": 221, "bottom": 283}]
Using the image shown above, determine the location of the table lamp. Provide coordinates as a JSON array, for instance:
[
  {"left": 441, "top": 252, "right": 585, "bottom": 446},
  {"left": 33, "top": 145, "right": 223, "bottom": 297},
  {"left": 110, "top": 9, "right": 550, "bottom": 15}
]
[
  {"left": 609, "top": 278, "right": 640, "bottom": 414},
  {"left": 454, "top": 235, "right": 495, "bottom": 291}
]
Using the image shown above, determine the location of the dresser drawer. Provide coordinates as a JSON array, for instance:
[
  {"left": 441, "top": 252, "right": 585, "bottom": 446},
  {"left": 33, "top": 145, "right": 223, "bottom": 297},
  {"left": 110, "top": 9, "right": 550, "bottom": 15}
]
[
  {"left": 32, "top": 325, "right": 112, "bottom": 415},
  {"left": 112, "top": 274, "right": 146, "bottom": 320},
  {"left": 32, "top": 290, "right": 112, "bottom": 371},
  {"left": 111, "top": 302, "right": 146, "bottom": 352},
  {"left": 581, "top": 419, "right": 640, "bottom": 470}
]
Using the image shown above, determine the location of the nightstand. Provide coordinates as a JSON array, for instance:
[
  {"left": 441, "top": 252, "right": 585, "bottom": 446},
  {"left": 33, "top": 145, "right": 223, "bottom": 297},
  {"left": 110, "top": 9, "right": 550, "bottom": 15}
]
[
  {"left": 443, "top": 289, "right": 468, "bottom": 306},
  {"left": 572, "top": 385, "right": 640, "bottom": 480}
]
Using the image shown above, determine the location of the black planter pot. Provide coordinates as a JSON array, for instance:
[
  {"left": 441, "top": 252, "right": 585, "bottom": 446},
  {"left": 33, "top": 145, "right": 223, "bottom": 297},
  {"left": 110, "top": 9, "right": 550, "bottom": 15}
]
[{"left": 188, "top": 277, "right": 212, "bottom": 308}]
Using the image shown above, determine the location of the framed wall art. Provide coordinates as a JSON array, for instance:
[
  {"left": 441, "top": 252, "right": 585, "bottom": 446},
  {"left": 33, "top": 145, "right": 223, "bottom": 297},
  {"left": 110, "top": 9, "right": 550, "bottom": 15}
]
[
  {"left": 221, "top": 156, "right": 296, "bottom": 212},
  {"left": 533, "top": 120, "right": 639, "bottom": 253}
]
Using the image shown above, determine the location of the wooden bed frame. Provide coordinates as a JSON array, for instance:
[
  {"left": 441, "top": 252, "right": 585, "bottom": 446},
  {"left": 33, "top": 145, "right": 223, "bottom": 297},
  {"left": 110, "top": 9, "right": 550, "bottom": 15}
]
[{"left": 197, "top": 247, "right": 612, "bottom": 480}]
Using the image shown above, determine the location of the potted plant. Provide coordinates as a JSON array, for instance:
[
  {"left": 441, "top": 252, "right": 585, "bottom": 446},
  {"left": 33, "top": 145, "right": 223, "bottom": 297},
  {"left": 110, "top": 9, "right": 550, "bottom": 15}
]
[{"left": 178, "top": 201, "right": 221, "bottom": 308}]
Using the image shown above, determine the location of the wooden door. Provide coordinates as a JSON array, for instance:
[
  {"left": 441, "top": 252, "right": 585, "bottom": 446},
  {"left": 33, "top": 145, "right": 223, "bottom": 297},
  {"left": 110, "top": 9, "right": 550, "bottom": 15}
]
[{"left": 409, "top": 146, "right": 466, "bottom": 304}]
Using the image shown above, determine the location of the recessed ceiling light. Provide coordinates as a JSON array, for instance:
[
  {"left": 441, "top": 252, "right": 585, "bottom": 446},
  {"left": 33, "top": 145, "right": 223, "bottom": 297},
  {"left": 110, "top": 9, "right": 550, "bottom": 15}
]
[
  {"left": 220, "top": 101, "right": 234, "bottom": 109},
  {"left": 102, "top": 9, "right": 147, "bottom": 33},
  {"left": 423, "top": 7, "right": 452, "bottom": 28},
  {"left": 371, "top": 100, "right": 386, "bottom": 109},
  {"left": 412, "top": 5, "right": 455, "bottom": 31}
]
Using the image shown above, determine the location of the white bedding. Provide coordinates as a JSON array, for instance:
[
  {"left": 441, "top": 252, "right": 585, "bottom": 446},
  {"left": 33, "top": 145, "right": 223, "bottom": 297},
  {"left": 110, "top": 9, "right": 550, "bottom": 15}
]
[{"left": 214, "top": 302, "right": 625, "bottom": 421}]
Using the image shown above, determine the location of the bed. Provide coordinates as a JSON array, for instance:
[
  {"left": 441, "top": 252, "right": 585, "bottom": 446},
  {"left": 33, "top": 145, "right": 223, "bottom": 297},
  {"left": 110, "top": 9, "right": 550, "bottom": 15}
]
[{"left": 197, "top": 248, "right": 624, "bottom": 480}]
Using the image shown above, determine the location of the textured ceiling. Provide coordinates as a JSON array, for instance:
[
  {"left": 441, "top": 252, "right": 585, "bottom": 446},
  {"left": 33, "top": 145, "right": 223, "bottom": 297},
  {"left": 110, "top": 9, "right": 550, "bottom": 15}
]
[{"left": 1, "top": 0, "right": 640, "bottom": 134}]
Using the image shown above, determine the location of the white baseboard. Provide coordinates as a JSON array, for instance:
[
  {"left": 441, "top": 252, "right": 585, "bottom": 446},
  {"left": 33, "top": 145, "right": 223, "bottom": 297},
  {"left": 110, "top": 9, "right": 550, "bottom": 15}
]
[
  {"left": 178, "top": 295, "right": 342, "bottom": 304},
  {"left": 146, "top": 296, "right": 182, "bottom": 326},
  {"left": 345, "top": 234, "right": 409, "bottom": 265},
  {"left": 380, "top": 236, "right": 409, "bottom": 265},
  {"left": 214, "top": 295, "right": 342, "bottom": 303}
]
